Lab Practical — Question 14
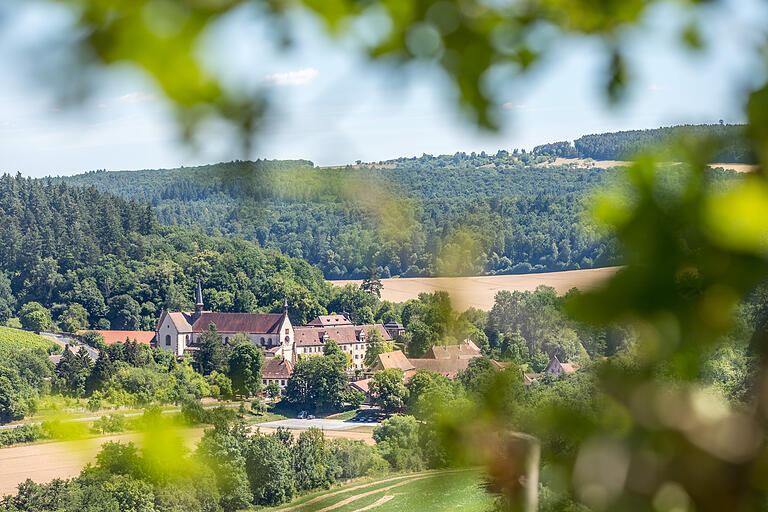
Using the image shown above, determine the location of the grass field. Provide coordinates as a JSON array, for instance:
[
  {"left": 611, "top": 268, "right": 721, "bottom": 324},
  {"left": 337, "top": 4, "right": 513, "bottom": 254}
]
[
  {"left": 0, "top": 326, "right": 60, "bottom": 355},
  {"left": 259, "top": 469, "right": 493, "bottom": 512},
  {"left": 330, "top": 267, "right": 621, "bottom": 310}
]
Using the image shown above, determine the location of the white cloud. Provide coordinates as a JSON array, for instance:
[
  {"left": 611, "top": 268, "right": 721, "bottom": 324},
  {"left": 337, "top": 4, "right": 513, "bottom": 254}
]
[
  {"left": 262, "top": 68, "right": 319, "bottom": 87},
  {"left": 116, "top": 92, "right": 156, "bottom": 103},
  {"left": 648, "top": 84, "right": 664, "bottom": 92},
  {"left": 502, "top": 103, "right": 526, "bottom": 110}
]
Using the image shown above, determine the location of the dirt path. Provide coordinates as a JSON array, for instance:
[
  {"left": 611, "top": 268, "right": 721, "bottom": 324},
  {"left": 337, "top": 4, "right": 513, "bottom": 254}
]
[
  {"left": 315, "top": 477, "right": 429, "bottom": 512},
  {"left": 275, "top": 473, "right": 433, "bottom": 512},
  {"left": 330, "top": 267, "right": 620, "bottom": 310},
  {"left": 351, "top": 495, "right": 395, "bottom": 512}
]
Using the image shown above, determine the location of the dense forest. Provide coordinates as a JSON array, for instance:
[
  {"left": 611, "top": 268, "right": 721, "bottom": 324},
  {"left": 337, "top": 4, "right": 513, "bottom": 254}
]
[
  {"left": 57, "top": 153, "right": 622, "bottom": 279},
  {"left": 0, "top": 173, "right": 332, "bottom": 330},
  {"left": 532, "top": 123, "right": 755, "bottom": 162}
]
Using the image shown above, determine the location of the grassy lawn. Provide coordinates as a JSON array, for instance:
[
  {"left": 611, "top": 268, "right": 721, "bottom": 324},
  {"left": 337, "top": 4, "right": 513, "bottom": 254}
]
[
  {"left": 325, "top": 408, "right": 365, "bottom": 421},
  {"left": 258, "top": 469, "right": 493, "bottom": 512},
  {"left": 245, "top": 411, "right": 288, "bottom": 425}
]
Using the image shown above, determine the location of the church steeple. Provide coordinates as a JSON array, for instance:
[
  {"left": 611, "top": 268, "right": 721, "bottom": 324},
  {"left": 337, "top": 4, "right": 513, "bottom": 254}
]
[
  {"left": 282, "top": 298, "right": 289, "bottom": 315},
  {"left": 195, "top": 278, "right": 204, "bottom": 316}
]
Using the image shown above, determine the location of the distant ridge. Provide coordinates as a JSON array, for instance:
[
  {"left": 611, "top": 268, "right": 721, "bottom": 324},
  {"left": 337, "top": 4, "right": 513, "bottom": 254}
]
[{"left": 532, "top": 123, "right": 754, "bottom": 163}]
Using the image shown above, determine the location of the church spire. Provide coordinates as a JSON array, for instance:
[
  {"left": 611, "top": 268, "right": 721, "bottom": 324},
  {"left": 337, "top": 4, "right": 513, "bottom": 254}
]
[
  {"left": 195, "top": 278, "right": 204, "bottom": 316},
  {"left": 282, "top": 298, "right": 289, "bottom": 315}
]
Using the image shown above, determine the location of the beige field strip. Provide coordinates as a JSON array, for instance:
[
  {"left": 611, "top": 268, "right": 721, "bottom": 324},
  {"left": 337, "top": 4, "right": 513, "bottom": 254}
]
[
  {"left": 330, "top": 267, "right": 621, "bottom": 310},
  {"left": 0, "top": 427, "right": 373, "bottom": 495}
]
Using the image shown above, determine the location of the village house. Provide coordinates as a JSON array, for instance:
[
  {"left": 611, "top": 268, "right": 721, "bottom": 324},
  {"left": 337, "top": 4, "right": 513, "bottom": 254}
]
[
  {"left": 523, "top": 355, "right": 579, "bottom": 385},
  {"left": 369, "top": 340, "right": 485, "bottom": 380},
  {"left": 261, "top": 358, "right": 293, "bottom": 391},
  {"left": 294, "top": 324, "right": 392, "bottom": 369}
]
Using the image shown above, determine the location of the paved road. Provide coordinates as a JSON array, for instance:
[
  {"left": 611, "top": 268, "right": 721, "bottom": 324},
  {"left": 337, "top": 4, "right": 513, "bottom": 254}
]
[
  {"left": 258, "top": 418, "right": 379, "bottom": 430},
  {"left": 41, "top": 331, "right": 99, "bottom": 360}
]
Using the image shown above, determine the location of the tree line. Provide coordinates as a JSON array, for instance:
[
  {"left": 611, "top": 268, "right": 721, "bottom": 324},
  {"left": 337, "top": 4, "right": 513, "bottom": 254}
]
[{"left": 533, "top": 123, "right": 755, "bottom": 162}]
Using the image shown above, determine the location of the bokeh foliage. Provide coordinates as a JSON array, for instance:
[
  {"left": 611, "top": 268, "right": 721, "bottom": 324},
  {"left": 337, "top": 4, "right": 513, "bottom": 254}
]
[{"left": 8, "top": 0, "right": 768, "bottom": 510}]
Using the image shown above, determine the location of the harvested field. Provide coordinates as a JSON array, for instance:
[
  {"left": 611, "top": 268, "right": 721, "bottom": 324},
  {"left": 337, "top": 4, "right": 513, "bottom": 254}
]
[
  {"left": 330, "top": 267, "right": 621, "bottom": 311},
  {"left": 0, "top": 426, "right": 373, "bottom": 495},
  {"left": 550, "top": 157, "right": 757, "bottom": 173},
  {"left": 709, "top": 162, "right": 757, "bottom": 173}
]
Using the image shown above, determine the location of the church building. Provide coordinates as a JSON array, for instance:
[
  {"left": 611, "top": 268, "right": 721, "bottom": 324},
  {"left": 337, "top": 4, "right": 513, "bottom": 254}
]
[{"left": 155, "top": 280, "right": 294, "bottom": 358}]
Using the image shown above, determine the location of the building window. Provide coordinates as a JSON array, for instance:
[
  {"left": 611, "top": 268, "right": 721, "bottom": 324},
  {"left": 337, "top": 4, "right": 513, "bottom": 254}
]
[
  {"left": 225, "top": 337, "right": 229, "bottom": 344},
  {"left": 262, "top": 380, "right": 266, "bottom": 385},
  {"left": 280, "top": 380, "right": 286, "bottom": 386},
  {"left": 285, "top": 328, "right": 289, "bottom": 334},
  {"left": 185, "top": 335, "right": 189, "bottom": 343},
  {"left": 260, "top": 337, "right": 265, "bottom": 345},
  {"left": 165, "top": 335, "right": 171, "bottom": 346}
]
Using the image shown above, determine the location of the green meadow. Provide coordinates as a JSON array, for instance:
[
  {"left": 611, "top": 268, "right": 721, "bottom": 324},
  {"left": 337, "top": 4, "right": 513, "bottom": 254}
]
[{"left": 260, "top": 469, "right": 493, "bottom": 512}]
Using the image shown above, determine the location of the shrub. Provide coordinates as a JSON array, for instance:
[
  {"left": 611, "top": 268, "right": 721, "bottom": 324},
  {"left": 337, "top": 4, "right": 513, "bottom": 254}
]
[
  {"left": 91, "top": 414, "right": 127, "bottom": 434},
  {"left": 0, "top": 424, "right": 46, "bottom": 447}
]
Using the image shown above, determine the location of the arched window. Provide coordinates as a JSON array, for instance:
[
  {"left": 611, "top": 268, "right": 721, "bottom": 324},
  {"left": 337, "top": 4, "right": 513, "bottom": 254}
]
[
  {"left": 165, "top": 335, "right": 171, "bottom": 346},
  {"left": 185, "top": 335, "right": 189, "bottom": 343},
  {"left": 261, "top": 337, "right": 265, "bottom": 345}
]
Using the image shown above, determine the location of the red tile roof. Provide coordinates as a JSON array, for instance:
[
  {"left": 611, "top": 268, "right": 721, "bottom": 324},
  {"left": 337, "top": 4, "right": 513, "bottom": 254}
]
[
  {"left": 262, "top": 358, "right": 293, "bottom": 379},
  {"left": 78, "top": 330, "right": 155, "bottom": 345},
  {"left": 307, "top": 315, "right": 352, "bottom": 327},
  {"left": 191, "top": 312, "right": 285, "bottom": 334},
  {"left": 423, "top": 340, "right": 481, "bottom": 360},
  {"left": 294, "top": 324, "right": 391, "bottom": 347},
  {"left": 409, "top": 358, "right": 472, "bottom": 379},
  {"left": 371, "top": 350, "right": 415, "bottom": 372},
  {"left": 350, "top": 379, "right": 370, "bottom": 394}
]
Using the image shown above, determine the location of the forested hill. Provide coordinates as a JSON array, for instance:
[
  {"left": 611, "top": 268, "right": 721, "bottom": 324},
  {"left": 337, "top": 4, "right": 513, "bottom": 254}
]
[
  {"left": 532, "top": 124, "right": 754, "bottom": 162},
  {"left": 58, "top": 153, "right": 622, "bottom": 279},
  {"left": 0, "top": 173, "right": 330, "bottom": 330}
]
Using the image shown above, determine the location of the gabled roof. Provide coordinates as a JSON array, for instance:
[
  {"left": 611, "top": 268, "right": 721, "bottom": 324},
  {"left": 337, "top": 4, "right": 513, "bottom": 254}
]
[
  {"left": 294, "top": 324, "right": 392, "bottom": 347},
  {"left": 262, "top": 358, "right": 293, "bottom": 379},
  {"left": 78, "top": 330, "right": 155, "bottom": 345},
  {"left": 523, "top": 373, "right": 538, "bottom": 385},
  {"left": 160, "top": 311, "right": 194, "bottom": 332},
  {"left": 423, "top": 340, "right": 481, "bottom": 360},
  {"left": 409, "top": 357, "right": 473, "bottom": 379},
  {"left": 350, "top": 379, "right": 370, "bottom": 394},
  {"left": 372, "top": 350, "right": 415, "bottom": 371},
  {"left": 543, "top": 355, "right": 578, "bottom": 376},
  {"left": 191, "top": 312, "right": 285, "bottom": 334},
  {"left": 307, "top": 315, "right": 352, "bottom": 327}
]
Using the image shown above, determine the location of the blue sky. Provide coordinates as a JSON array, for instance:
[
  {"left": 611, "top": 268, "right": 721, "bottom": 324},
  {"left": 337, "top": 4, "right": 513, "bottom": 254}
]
[{"left": 0, "top": 0, "right": 765, "bottom": 177}]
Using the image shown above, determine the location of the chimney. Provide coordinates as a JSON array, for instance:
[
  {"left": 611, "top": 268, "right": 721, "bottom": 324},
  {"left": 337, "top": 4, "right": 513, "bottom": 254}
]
[{"left": 195, "top": 278, "right": 204, "bottom": 317}]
